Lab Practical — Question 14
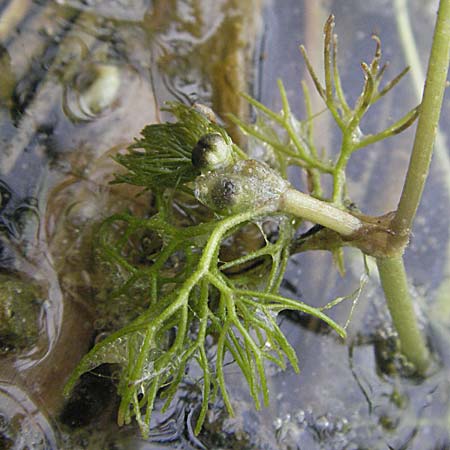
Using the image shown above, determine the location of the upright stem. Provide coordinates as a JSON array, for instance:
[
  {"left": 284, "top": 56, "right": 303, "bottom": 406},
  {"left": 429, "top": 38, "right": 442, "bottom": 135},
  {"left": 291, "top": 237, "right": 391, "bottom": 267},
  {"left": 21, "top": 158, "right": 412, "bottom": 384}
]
[
  {"left": 376, "top": 257, "right": 429, "bottom": 372},
  {"left": 391, "top": 0, "right": 450, "bottom": 236},
  {"left": 395, "top": 0, "right": 450, "bottom": 337},
  {"left": 375, "top": 0, "right": 450, "bottom": 372}
]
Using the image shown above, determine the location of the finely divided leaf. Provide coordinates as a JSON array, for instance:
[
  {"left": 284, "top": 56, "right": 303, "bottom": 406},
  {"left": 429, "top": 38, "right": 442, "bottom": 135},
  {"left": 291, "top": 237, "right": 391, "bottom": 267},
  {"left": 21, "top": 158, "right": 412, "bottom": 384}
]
[{"left": 113, "top": 102, "right": 232, "bottom": 190}]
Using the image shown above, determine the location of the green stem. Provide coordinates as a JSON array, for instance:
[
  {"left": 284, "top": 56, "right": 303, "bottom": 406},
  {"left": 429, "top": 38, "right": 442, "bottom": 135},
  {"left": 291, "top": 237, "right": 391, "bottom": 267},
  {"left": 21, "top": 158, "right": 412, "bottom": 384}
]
[
  {"left": 280, "top": 187, "right": 363, "bottom": 236},
  {"left": 376, "top": 256, "right": 430, "bottom": 372},
  {"left": 391, "top": 0, "right": 450, "bottom": 236},
  {"left": 395, "top": 0, "right": 450, "bottom": 321},
  {"left": 332, "top": 140, "right": 351, "bottom": 204},
  {"left": 374, "top": 0, "right": 450, "bottom": 372},
  {"left": 394, "top": 0, "right": 450, "bottom": 191}
]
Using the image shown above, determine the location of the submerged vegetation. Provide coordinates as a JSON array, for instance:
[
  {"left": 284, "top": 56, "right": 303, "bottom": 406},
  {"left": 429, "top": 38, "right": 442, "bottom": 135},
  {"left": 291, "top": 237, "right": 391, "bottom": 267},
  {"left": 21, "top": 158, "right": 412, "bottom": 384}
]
[
  {"left": 65, "top": 102, "right": 347, "bottom": 436},
  {"left": 64, "top": 2, "right": 450, "bottom": 440}
]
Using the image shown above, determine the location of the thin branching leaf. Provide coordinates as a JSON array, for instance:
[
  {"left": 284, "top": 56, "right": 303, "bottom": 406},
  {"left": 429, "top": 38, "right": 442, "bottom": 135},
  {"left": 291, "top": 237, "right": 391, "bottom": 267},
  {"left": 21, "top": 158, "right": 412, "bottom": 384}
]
[
  {"left": 376, "top": 66, "right": 410, "bottom": 100},
  {"left": 300, "top": 44, "right": 326, "bottom": 100},
  {"left": 332, "top": 34, "right": 351, "bottom": 117},
  {"left": 113, "top": 102, "right": 235, "bottom": 190},
  {"left": 324, "top": 14, "right": 335, "bottom": 102},
  {"left": 355, "top": 105, "right": 420, "bottom": 149}
]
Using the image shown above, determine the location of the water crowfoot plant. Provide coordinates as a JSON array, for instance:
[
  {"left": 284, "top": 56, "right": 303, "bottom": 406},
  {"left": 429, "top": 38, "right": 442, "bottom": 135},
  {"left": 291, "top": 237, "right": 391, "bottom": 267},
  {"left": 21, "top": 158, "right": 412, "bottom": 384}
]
[
  {"left": 65, "top": 0, "right": 450, "bottom": 437},
  {"left": 64, "top": 103, "right": 347, "bottom": 437}
]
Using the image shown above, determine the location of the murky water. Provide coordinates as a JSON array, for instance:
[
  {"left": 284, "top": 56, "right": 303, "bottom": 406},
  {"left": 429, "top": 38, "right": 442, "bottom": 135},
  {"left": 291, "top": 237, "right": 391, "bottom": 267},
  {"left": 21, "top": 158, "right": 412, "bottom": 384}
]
[{"left": 1, "top": 0, "right": 449, "bottom": 449}]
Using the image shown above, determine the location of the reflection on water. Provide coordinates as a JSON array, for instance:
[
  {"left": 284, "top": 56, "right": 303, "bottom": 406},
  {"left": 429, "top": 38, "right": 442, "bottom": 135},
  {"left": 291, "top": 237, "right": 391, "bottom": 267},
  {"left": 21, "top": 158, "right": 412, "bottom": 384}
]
[
  {"left": 0, "top": 0, "right": 450, "bottom": 449},
  {"left": 63, "top": 63, "right": 121, "bottom": 122},
  {"left": 0, "top": 0, "right": 262, "bottom": 448},
  {"left": 0, "top": 381, "right": 57, "bottom": 449}
]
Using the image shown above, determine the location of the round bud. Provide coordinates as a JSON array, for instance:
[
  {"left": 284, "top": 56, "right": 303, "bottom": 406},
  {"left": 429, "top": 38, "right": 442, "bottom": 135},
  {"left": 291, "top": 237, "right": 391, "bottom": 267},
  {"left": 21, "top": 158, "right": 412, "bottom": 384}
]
[
  {"left": 191, "top": 133, "right": 233, "bottom": 172},
  {"left": 194, "top": 159, "right": 289, "bottom": 215}
]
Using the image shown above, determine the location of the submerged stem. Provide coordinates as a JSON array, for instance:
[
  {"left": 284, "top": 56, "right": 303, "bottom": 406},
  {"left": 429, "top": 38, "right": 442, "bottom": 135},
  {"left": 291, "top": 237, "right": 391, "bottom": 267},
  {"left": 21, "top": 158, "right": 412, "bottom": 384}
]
[{"left": 376, "top": 256, "right": 430, "bottom": 372}]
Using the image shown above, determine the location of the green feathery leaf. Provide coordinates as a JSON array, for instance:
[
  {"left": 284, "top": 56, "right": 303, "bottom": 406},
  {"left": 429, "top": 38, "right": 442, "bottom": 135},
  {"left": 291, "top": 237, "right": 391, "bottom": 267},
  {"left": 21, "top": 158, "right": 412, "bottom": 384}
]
[{"left": 113, "top": 102, "right": 235, "bottom": 190}]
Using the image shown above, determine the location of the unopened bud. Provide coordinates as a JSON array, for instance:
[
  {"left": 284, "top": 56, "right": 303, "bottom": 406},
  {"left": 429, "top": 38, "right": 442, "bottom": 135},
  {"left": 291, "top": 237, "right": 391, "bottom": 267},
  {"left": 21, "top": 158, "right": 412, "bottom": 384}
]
[
  {"left": 195, "top": 159, "right": 288, "bottom": 215},
  {"left": 192, "top": 133, "right": 233, "bottom": 172}
]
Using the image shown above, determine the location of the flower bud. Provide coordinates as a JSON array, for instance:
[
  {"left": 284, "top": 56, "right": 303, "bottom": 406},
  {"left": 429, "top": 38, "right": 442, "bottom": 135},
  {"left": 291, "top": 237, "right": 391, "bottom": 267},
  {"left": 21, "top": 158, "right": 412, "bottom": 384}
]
[
  {"left": 191, "top": 133, "right": 233, "bottom": 172},
  {"left": 194, "top": 159, "right": 289, "bottom": 215}
]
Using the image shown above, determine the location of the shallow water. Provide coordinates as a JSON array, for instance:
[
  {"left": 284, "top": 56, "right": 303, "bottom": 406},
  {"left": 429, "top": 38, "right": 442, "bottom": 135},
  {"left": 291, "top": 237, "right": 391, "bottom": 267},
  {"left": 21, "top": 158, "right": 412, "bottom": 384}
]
[{"left": 1, "top": 0, "right": 450, "bottom": 449}]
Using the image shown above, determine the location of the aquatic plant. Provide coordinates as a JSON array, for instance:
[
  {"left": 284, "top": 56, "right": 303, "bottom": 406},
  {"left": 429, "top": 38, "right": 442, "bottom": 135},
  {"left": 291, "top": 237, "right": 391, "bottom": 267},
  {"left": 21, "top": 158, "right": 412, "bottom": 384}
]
[{"left": 64, "top": 0, "right": 450, "bottom": 438}]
